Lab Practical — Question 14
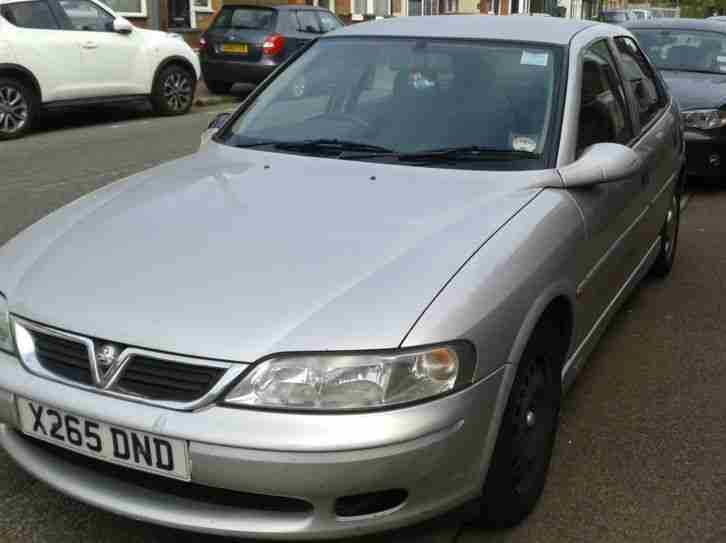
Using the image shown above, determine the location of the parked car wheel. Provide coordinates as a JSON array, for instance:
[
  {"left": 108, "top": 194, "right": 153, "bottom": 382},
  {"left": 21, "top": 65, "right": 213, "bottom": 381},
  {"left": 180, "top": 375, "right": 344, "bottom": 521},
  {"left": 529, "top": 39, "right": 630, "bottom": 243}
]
[
  {"left": 205, "top": 80, "right": 233, "bottom": 95},
  {"left": 478, "top": 319, "right": 561, "bottom": 528},
  {"left": 0, "top": 77, "right": 36, "bottom": 141},
  {"left": 651, "top": 187, "right": 681, "bottom": 277},
  {"left": 152, "top": 65, "right": 195, "bottom": 116}
]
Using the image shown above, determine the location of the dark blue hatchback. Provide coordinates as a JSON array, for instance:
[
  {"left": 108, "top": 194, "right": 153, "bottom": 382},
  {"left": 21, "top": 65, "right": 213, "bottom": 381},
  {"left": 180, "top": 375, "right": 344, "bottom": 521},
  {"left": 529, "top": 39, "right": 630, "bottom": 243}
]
[{"left": 199, "top": 4, "right": 342, "bottom": 94}]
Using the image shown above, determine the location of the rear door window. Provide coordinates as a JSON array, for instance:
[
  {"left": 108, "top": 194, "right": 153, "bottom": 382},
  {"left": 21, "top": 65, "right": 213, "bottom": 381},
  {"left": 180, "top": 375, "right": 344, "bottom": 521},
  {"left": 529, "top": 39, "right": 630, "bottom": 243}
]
[
  {"left": 212, "top": 7, "right": 276, "bottom": 30},
  {"left": 318, "top": 11, "right": 341, "bottom": 33},
  {"left": 295, "top": 10, "right": 320, "bottom": 34},
  {"left": 1, "top": 0, "right": 60, "bottom": 29}
]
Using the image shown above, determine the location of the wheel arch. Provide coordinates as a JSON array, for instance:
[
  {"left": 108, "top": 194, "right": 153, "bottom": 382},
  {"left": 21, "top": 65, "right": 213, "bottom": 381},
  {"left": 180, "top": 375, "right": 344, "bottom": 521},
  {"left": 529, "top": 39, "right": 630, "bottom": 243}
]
[
  {"left": 153, "top": 56, "right": 198, "bottom": 89},
  {"left": 0, "top": 64, "right": 41, "bottom": 102},
  {"left": 475, "top": 284, "right": 576, "bottom": 488},
  {"left": 506, "top": 282, "right": 576, "bottom": 381}
]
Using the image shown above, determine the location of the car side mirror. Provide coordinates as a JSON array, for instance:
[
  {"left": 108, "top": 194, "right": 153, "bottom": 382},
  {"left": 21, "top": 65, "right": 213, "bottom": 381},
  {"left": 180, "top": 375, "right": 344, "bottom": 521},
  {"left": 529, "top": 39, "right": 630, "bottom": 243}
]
[
  {"left": 113, "top": 18, "right": 134, "bottom": 34},
  {"left": 200, "top": 112, "right": 231, "bottom": 147},
  {"left": 557, "top": 143, "right": 643, "bottom": 188}
]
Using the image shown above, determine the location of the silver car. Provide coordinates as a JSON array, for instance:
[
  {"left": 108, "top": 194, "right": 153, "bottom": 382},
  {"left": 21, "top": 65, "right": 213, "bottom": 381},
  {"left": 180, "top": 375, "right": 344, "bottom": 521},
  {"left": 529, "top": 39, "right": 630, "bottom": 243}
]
[{"left": 0, "top": 15, "right": 683, "bottom": 539}]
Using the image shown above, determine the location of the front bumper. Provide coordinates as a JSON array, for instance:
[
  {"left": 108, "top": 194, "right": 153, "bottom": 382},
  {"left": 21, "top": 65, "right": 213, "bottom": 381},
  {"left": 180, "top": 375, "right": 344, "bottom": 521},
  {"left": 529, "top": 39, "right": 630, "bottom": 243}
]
[
  {"left": 684, "top": 130, "right": 726, "bottom": 179},
  {"left": 0, "top": 349, "right": 508, "bottom": 539}
]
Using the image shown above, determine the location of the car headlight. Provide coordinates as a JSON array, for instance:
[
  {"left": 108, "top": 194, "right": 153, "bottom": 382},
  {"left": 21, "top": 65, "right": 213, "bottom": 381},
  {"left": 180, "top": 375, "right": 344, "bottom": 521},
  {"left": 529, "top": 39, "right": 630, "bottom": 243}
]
[
  {"left": 681, "top": 109, "right": 726, "bottom": 130},
  {"left": 0, "top": 293, "right": 13, "bottom": 354},
  {"left": 223, "top": 343, "right": 475, "bottom": 411}
]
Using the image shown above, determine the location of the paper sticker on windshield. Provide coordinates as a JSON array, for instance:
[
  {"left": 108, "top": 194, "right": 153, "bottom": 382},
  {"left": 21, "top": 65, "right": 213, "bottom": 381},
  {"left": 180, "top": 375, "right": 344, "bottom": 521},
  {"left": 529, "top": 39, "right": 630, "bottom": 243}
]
[
  {"left": 718, "top": 55, "right": 726, "bottom": 63},
  {"left": 512, "top": 136, "right": 537, "bottom": 153},
  {"left": 521, "top": 50, "right": 549, "bottom": 67}
]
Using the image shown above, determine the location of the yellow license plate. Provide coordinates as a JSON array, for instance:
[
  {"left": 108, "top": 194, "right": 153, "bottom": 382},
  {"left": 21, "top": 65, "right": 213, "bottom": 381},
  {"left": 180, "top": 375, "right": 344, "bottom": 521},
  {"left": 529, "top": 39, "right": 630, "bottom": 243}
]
[{"left": 221, "top": 43, "right": 248, "bottom": 54}]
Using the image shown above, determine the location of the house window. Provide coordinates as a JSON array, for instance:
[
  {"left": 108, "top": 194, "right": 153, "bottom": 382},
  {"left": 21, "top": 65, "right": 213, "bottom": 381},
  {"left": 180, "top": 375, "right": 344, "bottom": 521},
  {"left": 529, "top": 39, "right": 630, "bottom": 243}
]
[
  {"left": 407, "top": 0, "right": 436, "bottom": 15},
  {"left": 193, "top": 0, "right": 213, "bottom": 13},
  {"left": 351, "top": 0, "right": 390, "bottom": 16},
  {"left": 373, "top": 0, "right": 388, "bottom": 15},
  {"left": 102, "top": 0, "right": 147, "bottom": 17}
]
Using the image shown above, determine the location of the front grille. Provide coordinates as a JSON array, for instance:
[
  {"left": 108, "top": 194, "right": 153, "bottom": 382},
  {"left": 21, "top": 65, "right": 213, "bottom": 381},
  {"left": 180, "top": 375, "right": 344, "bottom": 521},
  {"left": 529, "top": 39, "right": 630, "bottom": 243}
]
[
  {"left": 22, "top": 433, "right": 313, "bottom": 514},
  {"left": 32, "top": 331, "right": 92, "bottom": 385},
  {"left": 19, "top": 319, "right": 231, "bottom": 405},
  {"left": 117, "top": 356, "right": 226, "bottom": 402}
]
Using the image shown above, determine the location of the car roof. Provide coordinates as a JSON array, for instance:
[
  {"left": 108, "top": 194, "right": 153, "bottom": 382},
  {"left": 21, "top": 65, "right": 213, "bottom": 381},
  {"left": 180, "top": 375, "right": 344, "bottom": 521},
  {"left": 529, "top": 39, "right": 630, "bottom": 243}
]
[
  {"left": 623, "top": 17, "right": 726, "bottom": 32},
  {"left": 327, "top": 15, "right": 597, "bottom": 45}
]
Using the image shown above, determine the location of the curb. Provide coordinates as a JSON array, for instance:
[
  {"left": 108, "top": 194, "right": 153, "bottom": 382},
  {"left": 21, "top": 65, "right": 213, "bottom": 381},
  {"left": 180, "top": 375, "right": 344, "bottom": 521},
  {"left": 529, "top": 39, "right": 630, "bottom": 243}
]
[{"left": 194, "top": 94, "right": 240, "bottom": 108}]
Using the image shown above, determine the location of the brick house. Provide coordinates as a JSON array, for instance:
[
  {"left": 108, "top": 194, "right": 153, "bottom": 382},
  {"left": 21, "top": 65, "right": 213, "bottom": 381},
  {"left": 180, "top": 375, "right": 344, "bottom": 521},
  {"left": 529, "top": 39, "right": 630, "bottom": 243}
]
[
  {"left": 102, "top": 0, "right": 221, "bottom": 47},
  {"left": 479, "top": 0, "right": 626, "bottom": 16},
  {"left": 334, "top": 0, "right": 478, "bottom": 20},
  {"left": 478, "top": 0, "right": 559, "bottom": 14}
]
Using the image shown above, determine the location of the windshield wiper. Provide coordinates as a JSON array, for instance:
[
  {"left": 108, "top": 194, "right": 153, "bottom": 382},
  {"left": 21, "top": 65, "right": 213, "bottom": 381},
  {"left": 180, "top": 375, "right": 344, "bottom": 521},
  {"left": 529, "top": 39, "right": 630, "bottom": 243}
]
[
  {"left": 397, "top": 145, "right": 540, "bottom": 162},
  {"left": 274, "top": 139, "right": 395, "bottom": 154},
  {"left": 235, "top": 139, "right": 395, "bottom": 155}
]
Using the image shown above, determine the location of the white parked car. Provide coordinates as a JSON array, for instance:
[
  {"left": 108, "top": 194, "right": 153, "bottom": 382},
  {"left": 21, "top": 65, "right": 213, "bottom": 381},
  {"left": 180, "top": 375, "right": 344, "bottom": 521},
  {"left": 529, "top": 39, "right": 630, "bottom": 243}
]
[{"left": 0, "top": 0, "right": 200, "bottom": 140}]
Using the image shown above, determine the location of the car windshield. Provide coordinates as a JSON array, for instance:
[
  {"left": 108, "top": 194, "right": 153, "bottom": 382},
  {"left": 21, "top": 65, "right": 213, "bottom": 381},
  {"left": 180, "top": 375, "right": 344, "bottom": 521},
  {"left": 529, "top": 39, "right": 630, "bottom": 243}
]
[
  {"left": 631, "top": 28, "right": 726, "bottom": 74},
  {"left": 221, "top": 37, "right": 563, "bottom": 170},
  {"left": 211, "top": 7, "right": 276, "bottom": 30}
]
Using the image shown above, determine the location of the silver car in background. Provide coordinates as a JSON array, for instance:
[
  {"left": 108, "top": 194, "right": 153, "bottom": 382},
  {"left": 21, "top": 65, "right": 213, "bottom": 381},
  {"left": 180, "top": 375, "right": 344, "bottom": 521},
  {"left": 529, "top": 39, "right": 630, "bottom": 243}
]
[{"left": 0, "top": 16, "right": 683, "bottom": 539}]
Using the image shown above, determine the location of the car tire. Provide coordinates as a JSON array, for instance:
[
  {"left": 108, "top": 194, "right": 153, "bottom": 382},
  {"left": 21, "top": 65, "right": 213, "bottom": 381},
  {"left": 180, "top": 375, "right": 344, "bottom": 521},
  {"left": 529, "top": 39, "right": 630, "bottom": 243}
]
[
  {"left": 651, "top": 185, "right": 681, "bottom": 278},
  {"left": 151, "top": 65, "right": 195, "bottom": 116},
  {"left": 205, "top": 80, "right": 233, "bottom": 95},
  {"left": 477, "top": 320, "right": 561, "bottom": 529},
  {"left": 0, "top": 77, "right": 37, "bottom": 141}
]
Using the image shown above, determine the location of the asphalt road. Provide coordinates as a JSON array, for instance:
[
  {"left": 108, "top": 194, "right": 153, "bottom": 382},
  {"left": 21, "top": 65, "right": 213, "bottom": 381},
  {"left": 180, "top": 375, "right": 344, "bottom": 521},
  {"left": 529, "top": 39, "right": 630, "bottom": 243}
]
[{"left": 1, "top": 106, "right": 725, "bottom": 543}]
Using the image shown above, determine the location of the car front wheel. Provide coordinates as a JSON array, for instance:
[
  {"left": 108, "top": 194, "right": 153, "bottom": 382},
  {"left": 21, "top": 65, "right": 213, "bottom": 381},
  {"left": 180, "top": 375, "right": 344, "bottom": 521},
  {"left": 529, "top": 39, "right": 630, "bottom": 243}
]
[
  {"left": 477, "top": 320, "right": 561, "bottom": 528},
  {"left": 0, "top": 77, "right": 36, "bottom": 141},
  {"left": 152, "top": 65, "right": 195, "bottom": 116},
  {"left": 651, "top": 186, "right": 681, "bottom": 278}
]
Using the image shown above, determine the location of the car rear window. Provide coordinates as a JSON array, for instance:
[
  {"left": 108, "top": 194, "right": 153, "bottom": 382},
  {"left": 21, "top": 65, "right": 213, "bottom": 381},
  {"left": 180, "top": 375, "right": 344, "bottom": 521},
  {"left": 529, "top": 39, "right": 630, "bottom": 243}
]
[
  {"left": 211, "top": 7, "right": 276, "bottom": 30},
  {"left": 1, "top": 0, "right": 59, "bottom": 29},
  {"left": 602, "top": 12, "right": 628, "bottom": 22}
]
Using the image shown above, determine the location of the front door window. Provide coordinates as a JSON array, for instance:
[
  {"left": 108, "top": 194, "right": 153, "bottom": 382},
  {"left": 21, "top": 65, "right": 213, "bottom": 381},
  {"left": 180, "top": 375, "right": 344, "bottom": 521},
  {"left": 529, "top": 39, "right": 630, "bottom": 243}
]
[{"left": 58, "top": 0, "right": 114, "bottom": 31}]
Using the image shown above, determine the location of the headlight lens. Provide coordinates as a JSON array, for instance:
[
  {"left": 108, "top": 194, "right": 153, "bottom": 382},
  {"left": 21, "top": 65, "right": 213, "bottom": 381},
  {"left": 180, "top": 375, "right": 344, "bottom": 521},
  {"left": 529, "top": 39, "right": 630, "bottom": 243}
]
[
  {"left": 0, "top": 293, "right": 13, "bottom": 354},
  {"left": 224, "top": 343, "right": 474, "bottom": 411},
  {"left": 681, "top": 109, "right": 726, "bottom": 130}
]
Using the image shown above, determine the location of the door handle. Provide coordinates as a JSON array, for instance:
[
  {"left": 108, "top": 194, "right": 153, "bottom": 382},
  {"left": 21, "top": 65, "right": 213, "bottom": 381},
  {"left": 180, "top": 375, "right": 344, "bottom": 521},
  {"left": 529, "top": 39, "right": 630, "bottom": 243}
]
[{"left": 82, "top": 41, "right": 99, "bottom": 49}]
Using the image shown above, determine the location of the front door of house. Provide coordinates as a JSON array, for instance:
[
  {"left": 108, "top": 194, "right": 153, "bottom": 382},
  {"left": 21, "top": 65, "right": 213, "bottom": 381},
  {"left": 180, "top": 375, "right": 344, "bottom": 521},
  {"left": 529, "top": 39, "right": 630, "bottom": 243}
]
[{"left": 168, "top": 0, "right": 190, "bottom": 28}]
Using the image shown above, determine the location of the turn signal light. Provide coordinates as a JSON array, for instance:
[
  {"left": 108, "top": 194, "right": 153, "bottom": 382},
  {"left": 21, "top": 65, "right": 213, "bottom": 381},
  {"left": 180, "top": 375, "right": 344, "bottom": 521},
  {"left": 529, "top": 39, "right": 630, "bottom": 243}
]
[{"left": 263, "top": 33, "right": 284, "bottom": 56}]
